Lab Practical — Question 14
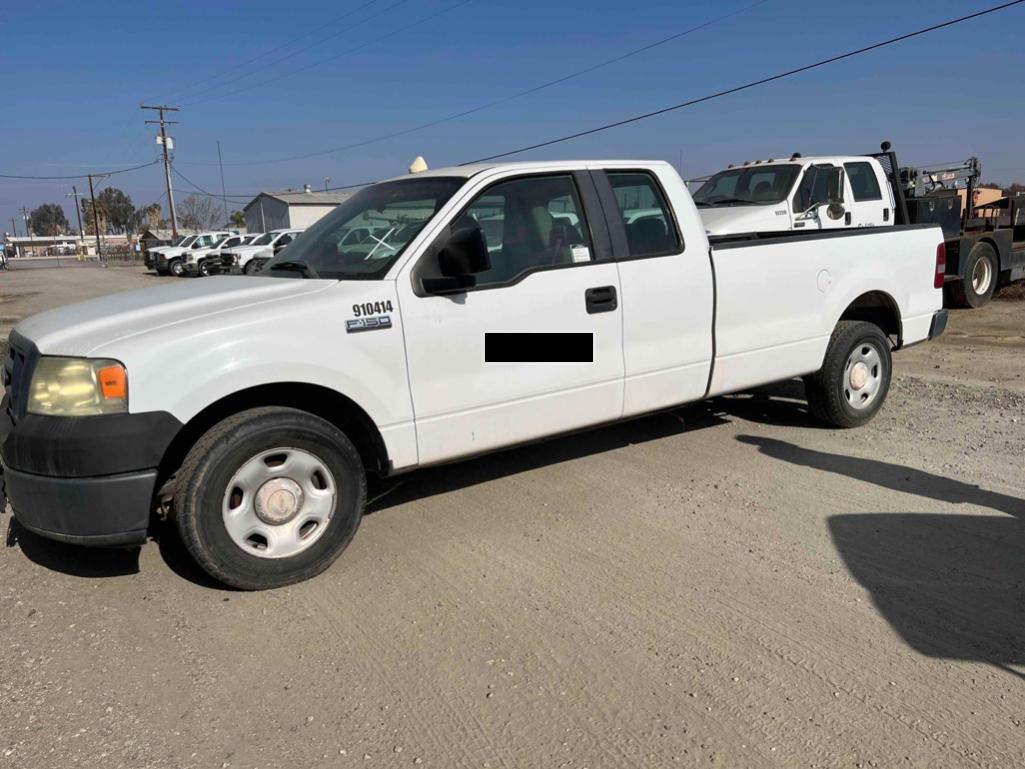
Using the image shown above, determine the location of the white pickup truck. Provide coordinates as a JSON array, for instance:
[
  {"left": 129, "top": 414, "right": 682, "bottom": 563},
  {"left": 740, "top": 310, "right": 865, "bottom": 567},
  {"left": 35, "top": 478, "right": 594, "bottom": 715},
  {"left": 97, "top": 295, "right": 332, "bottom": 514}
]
[
  {"left": 156, "top": 231, "right": 231, "bottom": 276},
  {"left": 0, "top": 160, "right": 947, "bottom": 589},
  {"left": 694, "top": 154, "right": 895, "bottom": 236}
]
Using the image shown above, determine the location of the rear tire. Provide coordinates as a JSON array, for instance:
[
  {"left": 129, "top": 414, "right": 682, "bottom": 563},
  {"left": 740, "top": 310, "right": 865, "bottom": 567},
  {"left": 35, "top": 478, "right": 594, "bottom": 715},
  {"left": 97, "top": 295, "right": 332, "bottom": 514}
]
[
  {"left": 804, "top": 321, "right": 892, "bottom": 429},
  {"left": 175, "top": 407, "right": 366, "bottom": 590},
  {"left": 947, "top": 242, "right": 997, "bottom": 309}
]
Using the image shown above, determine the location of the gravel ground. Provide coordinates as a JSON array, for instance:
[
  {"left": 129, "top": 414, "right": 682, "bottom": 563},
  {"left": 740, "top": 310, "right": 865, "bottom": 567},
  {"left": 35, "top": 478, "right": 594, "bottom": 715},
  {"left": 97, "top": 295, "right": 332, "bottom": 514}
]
[{"left": 0, "top": 265, "right": 1023, "bottom": 769}]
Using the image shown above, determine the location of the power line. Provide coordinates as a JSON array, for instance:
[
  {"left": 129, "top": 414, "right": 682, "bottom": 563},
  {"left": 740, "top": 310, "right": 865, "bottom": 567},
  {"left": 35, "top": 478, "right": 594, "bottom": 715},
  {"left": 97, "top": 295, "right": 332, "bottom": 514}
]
[
  {"left": 172, "top": 167, "right": 254, "bottom": 201},
  {"left": 0, "top": 159, "right": 159, "bottom": 180},
  {"left": 183, "top": 0, "right": 762, "bottom": 166},
  {"left": 182, "top": 0, "right": 471, "bottom": 110},
  {"left": 466, "top": 0, "right": 1025, "bottom": 163},
  {"left": 176, "top": 0, "right": 415, "bottom": 106},
  {"left": 161, "top": 0, "right": 382, "bottom": 101}
]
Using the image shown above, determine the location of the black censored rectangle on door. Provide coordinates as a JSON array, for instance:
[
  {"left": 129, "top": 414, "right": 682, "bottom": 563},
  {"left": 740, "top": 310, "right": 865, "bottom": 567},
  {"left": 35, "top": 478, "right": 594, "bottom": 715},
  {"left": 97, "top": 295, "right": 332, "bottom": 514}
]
[{"left": 484, "top": 333, "right": 594, "bottom": 363}]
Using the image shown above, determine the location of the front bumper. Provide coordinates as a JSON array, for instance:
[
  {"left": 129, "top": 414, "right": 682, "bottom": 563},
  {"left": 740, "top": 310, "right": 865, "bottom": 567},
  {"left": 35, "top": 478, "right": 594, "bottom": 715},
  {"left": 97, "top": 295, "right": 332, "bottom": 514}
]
[
  {"left": 182, "top": 261, "right": 200, "bottom": 275},
  {"left": 0, "top": 380, "right": 182, "bottom": 547},
  {"left": 6, "top": 467, "right": 157, "bottom": 546}
]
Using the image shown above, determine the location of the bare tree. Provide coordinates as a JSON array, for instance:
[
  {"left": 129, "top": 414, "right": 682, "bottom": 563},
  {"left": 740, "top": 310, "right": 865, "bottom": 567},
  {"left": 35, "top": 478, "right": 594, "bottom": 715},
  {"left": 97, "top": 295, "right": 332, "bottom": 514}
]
[{"left": 179, "top": 195, "right": 221, "bottom": 230}]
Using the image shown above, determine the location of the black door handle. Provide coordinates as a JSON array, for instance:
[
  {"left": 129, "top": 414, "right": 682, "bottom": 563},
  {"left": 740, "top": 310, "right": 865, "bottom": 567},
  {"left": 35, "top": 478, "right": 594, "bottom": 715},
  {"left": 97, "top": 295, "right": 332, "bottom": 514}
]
[{"left": 585, "top": 285, "right": 618, "bottom": 314}]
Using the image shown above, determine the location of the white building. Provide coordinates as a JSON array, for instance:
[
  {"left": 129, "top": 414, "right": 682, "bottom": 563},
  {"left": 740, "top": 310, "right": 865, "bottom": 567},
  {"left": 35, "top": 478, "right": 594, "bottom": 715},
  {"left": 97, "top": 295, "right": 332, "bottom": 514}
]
[{"left": 243, "top": 188, "right": 352, "bottom": 233}]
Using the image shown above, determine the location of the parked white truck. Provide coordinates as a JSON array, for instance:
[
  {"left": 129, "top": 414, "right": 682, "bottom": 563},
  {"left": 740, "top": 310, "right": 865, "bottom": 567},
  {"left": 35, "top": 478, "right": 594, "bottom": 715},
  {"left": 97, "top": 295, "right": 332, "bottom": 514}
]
[
  {"left": 220, "top": 229, "right": 303, "bottom": 274},
  {"left": 0, "top": 160, "right": 947, "bottom": 589},
  {"left": 156, "top": 231, "right": 231, "bottom": 276},
  {"left": 694, "top": 144, "right": 1025, "bottom": 309},
  {"left": 694, "top": 153, "right": 895, "bottom": 236}
]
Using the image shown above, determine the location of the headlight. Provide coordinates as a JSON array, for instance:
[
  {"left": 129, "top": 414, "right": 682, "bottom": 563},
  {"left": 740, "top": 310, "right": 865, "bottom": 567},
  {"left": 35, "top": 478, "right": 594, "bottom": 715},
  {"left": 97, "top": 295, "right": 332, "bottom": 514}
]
[{"left": 27, "top": 357, "right": 128, "bottom": 416}]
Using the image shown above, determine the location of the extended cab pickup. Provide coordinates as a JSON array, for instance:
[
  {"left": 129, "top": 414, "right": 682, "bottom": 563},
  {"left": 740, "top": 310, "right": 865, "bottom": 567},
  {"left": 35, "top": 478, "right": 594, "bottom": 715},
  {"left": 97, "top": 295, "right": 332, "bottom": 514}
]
[{"left": 0, "top": 160, "right": 947, "bottom": 589}]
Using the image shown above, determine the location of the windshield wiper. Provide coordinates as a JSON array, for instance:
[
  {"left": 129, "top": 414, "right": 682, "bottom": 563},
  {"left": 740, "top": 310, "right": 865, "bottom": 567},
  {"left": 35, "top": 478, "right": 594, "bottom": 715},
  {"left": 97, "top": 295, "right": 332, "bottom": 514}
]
[
  {"left": 267, "top": 260, "right": 320, "bottom": 279},
  {"left": 704, "top": 197, "right": 756, "bottom": 206}
]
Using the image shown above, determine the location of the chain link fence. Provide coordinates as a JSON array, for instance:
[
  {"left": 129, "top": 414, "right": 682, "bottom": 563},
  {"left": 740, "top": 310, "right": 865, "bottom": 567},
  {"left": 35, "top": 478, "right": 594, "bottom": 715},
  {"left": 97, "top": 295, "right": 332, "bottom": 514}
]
[{"left": 97, "top": 245, "right": 145, "bottom": 264}]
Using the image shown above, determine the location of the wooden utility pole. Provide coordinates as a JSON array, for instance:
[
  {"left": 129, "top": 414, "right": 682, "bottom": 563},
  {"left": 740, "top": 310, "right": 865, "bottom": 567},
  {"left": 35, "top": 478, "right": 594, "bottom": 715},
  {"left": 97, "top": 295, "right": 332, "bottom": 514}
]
[
  {"left": 66, "top": 186, "right": 86, "bottom": 240},
  {"left": 87, "top": 174, "right": 103, "bottom": 260},
  {"left": 141, "top": 104, "right": 180, "bottom": 237}
]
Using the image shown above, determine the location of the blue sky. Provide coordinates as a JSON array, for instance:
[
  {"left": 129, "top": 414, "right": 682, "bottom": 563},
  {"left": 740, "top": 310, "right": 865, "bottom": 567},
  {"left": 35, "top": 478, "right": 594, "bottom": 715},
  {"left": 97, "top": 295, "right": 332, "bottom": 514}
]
[{"left": 2, "top": 0, "right": 1024, "bottom": 232}]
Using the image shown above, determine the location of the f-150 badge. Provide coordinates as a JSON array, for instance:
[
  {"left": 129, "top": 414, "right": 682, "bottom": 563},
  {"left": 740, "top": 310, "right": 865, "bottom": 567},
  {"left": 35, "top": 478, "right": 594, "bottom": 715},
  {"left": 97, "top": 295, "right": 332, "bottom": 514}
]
[{"left": 346, "top": 316, "right": 392, "bottom": 333}]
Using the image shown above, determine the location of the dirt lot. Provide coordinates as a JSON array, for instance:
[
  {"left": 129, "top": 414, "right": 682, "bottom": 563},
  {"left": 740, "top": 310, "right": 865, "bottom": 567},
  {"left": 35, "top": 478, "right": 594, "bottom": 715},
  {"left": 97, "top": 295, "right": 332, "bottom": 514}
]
[{"left": 1, "top": 265, "right": 1023, "bottom": 769}]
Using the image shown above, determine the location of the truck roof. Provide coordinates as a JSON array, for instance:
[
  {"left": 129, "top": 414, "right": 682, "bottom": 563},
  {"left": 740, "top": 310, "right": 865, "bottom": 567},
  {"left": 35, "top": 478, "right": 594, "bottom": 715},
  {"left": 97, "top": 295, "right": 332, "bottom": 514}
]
[
  {"left": 383, "top": 159, "right": 674, "bottom": 183},
  {"left": 717, "top": 155, "right": 877, "bottom": 170}
]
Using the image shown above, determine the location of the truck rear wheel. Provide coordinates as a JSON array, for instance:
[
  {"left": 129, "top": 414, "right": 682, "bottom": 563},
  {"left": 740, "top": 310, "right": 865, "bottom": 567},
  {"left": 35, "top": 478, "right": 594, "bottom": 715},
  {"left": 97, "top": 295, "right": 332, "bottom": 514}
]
[
  {"left": 804, "top": 321, "right": 892, "bottom": 429},
  {"left": 948, "top": 242, "right": 997, "bottom": 308},
  {"left": 175, "top": 407, "right": 366, "bottom": 590}
]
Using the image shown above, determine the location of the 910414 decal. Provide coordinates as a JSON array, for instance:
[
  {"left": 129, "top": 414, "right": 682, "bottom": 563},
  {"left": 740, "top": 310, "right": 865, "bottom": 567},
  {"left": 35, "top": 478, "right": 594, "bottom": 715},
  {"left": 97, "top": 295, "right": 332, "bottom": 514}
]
[{"left": 353, "top": 300, "right": 394, "bottom": 318}]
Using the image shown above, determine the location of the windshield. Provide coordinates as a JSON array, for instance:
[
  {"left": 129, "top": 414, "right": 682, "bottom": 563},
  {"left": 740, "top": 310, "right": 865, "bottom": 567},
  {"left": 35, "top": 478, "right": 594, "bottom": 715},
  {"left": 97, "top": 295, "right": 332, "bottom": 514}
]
[
  {"left": 250, "top": 233, "right": 274, "bottom": 246},
  {"left": 693, "top": 164, "right": 801, "bottom": 206},
  {"left": 179, "top": 235, "right": 198, "bottom": 247},
  {"left": 213, "top": 236, "right": 232, "bottom": 248},
  {"left": 261, "top": 177, "right": 464, "bottom": 280}
]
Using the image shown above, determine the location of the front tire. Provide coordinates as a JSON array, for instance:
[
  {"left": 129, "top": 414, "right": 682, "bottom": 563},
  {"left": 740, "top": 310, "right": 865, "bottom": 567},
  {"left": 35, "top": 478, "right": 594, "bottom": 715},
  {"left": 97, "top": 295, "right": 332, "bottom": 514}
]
[
  {"left": 947, "top": 242, "right": 997, "bottom": 308},
  {"left": 168, "top": 258, "right": 185, "bottom": 277},
  {"left": 243, "top": 260, "right": 255, "bottom": 275},
  {"left": 175, "top": 407, "right": 367, "bottom": 590},
  {"left": 804, "top": 321, "right": 892, "bottom": 428}
]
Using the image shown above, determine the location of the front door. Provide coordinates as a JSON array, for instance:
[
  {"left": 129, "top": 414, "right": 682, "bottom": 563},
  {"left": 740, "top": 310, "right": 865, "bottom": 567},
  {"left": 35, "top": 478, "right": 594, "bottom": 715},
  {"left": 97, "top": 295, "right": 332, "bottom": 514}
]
[
  {"left": 398, "top": 172, "right": 624, "bottom": 465},
  {"left": 792, "top": 164, "right": 848, "bottom": 230}
]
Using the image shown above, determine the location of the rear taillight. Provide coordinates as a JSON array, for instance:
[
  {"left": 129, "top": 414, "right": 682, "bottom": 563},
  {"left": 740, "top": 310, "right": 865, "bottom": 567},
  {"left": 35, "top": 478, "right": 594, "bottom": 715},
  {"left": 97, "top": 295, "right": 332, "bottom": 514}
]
[{"left": 934, "top": 242, "right": 946, "bottom": 289}]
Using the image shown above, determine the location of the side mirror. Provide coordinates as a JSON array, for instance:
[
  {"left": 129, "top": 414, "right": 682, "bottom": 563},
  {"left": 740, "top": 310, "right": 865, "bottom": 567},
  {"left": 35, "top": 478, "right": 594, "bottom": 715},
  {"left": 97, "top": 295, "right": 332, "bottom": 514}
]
[
  {"left": 423, "top": 224, "right": 490, "bottom": 293},
  {"left": 826, "top": 201, "right": 846, "bottom": 220}
]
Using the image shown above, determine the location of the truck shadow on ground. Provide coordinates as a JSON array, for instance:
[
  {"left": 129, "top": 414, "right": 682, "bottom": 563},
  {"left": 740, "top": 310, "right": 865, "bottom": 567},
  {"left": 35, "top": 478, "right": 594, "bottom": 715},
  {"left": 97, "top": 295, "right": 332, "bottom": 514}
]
[
  {"left": 365, "top": 406, "right": 730, "bottom": 515},
  {"left": 5, "top": 518, "right": 140, "bottom": 578},
  {"left": 738, "top": 435, "right": 1025, "bottom": 676}
]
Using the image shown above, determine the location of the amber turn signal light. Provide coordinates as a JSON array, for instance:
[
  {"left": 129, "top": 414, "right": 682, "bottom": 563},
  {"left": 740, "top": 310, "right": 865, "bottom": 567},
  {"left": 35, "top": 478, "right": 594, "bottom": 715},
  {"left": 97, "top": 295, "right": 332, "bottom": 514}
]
[{"left": 97, "top": 364, "right": 127, "bottom": 400}]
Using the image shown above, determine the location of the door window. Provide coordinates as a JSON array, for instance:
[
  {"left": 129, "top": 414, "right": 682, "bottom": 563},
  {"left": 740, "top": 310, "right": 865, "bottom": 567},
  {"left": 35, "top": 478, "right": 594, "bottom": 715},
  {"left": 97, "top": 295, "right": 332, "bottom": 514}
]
[
  {"left": 844, "top": 162, "right": 883, "bottom": 201},
  {"left": 606, "top": 171, "right": 682, "bottom": 257},
  {"left": 460, "top": 175, "right": 592, "bottom": 288},
  {"left": 793, "top": 165, "right": 839, "bottom": 212}
]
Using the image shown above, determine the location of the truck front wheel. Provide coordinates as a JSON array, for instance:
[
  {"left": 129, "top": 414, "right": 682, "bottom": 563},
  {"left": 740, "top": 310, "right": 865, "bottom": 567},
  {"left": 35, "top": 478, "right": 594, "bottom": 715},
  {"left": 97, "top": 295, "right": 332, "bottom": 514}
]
[
  {"left": 804, "top": 321, "right": 892, "bottom": 429},
  {"left": 175, "top": 407, "right": 367, "bottom": 590},
  {"left": 168, "top": 258, "right": 185, "bottom": 277},
  {"left": 948, "top": 242, "right": 997, "bottom": 308}
]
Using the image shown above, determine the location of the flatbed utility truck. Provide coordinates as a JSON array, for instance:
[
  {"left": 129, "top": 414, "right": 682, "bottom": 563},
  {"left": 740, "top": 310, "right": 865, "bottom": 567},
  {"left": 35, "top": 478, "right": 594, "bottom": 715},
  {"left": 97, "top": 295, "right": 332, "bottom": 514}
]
[{"left": 694, "top": 143, "right": 1025, "bottom": 308}]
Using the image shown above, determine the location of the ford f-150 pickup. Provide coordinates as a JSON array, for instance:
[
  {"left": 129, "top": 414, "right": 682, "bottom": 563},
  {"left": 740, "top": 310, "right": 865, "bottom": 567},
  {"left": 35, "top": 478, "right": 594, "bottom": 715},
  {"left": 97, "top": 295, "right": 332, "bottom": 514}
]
[{"left": 0, "top": 160, "right": 948, "bottom": 589}]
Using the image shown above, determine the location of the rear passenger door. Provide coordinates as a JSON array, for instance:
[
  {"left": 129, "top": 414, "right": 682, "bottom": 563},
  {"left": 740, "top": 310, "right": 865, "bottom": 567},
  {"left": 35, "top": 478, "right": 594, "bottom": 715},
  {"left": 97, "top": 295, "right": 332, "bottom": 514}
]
[
  {"left": 843, "top": 161, "right": 887, "bottom": 227},
  {"left": 593, "top": 168, "right": 714, "bottom": 417}
]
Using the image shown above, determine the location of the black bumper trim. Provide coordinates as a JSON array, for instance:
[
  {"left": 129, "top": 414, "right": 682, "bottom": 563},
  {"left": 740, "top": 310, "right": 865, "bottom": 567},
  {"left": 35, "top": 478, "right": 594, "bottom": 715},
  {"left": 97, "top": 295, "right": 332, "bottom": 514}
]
[
  {"left": 5, "top": 466, "right": 156, "bottom": 546},
  {"left": 929, "top": 309, "right": 949, "bottom": 340},
  {"left": 0, "top": 410, "right": 182, "bottom": 478}
]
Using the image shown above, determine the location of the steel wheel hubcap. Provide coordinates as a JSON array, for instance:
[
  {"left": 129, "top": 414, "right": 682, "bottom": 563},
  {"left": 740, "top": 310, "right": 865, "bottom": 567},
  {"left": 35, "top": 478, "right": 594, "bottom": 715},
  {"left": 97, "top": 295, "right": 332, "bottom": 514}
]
[
  {"left": 972, "top": 257, "right": 992, "bottom": 294},
  {"left": 844, "top": 343, "right": 883, "bottom": 410},
  {"left": 222, "top": 447, "right": 336, "bottom": 559}
]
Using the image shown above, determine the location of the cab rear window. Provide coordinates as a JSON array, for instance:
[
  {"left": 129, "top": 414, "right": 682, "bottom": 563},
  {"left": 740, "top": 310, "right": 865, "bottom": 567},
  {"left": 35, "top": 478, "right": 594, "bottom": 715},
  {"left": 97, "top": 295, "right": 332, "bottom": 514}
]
[{"left": 845, "top": 162, "right": 883, "bottom": 202}]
